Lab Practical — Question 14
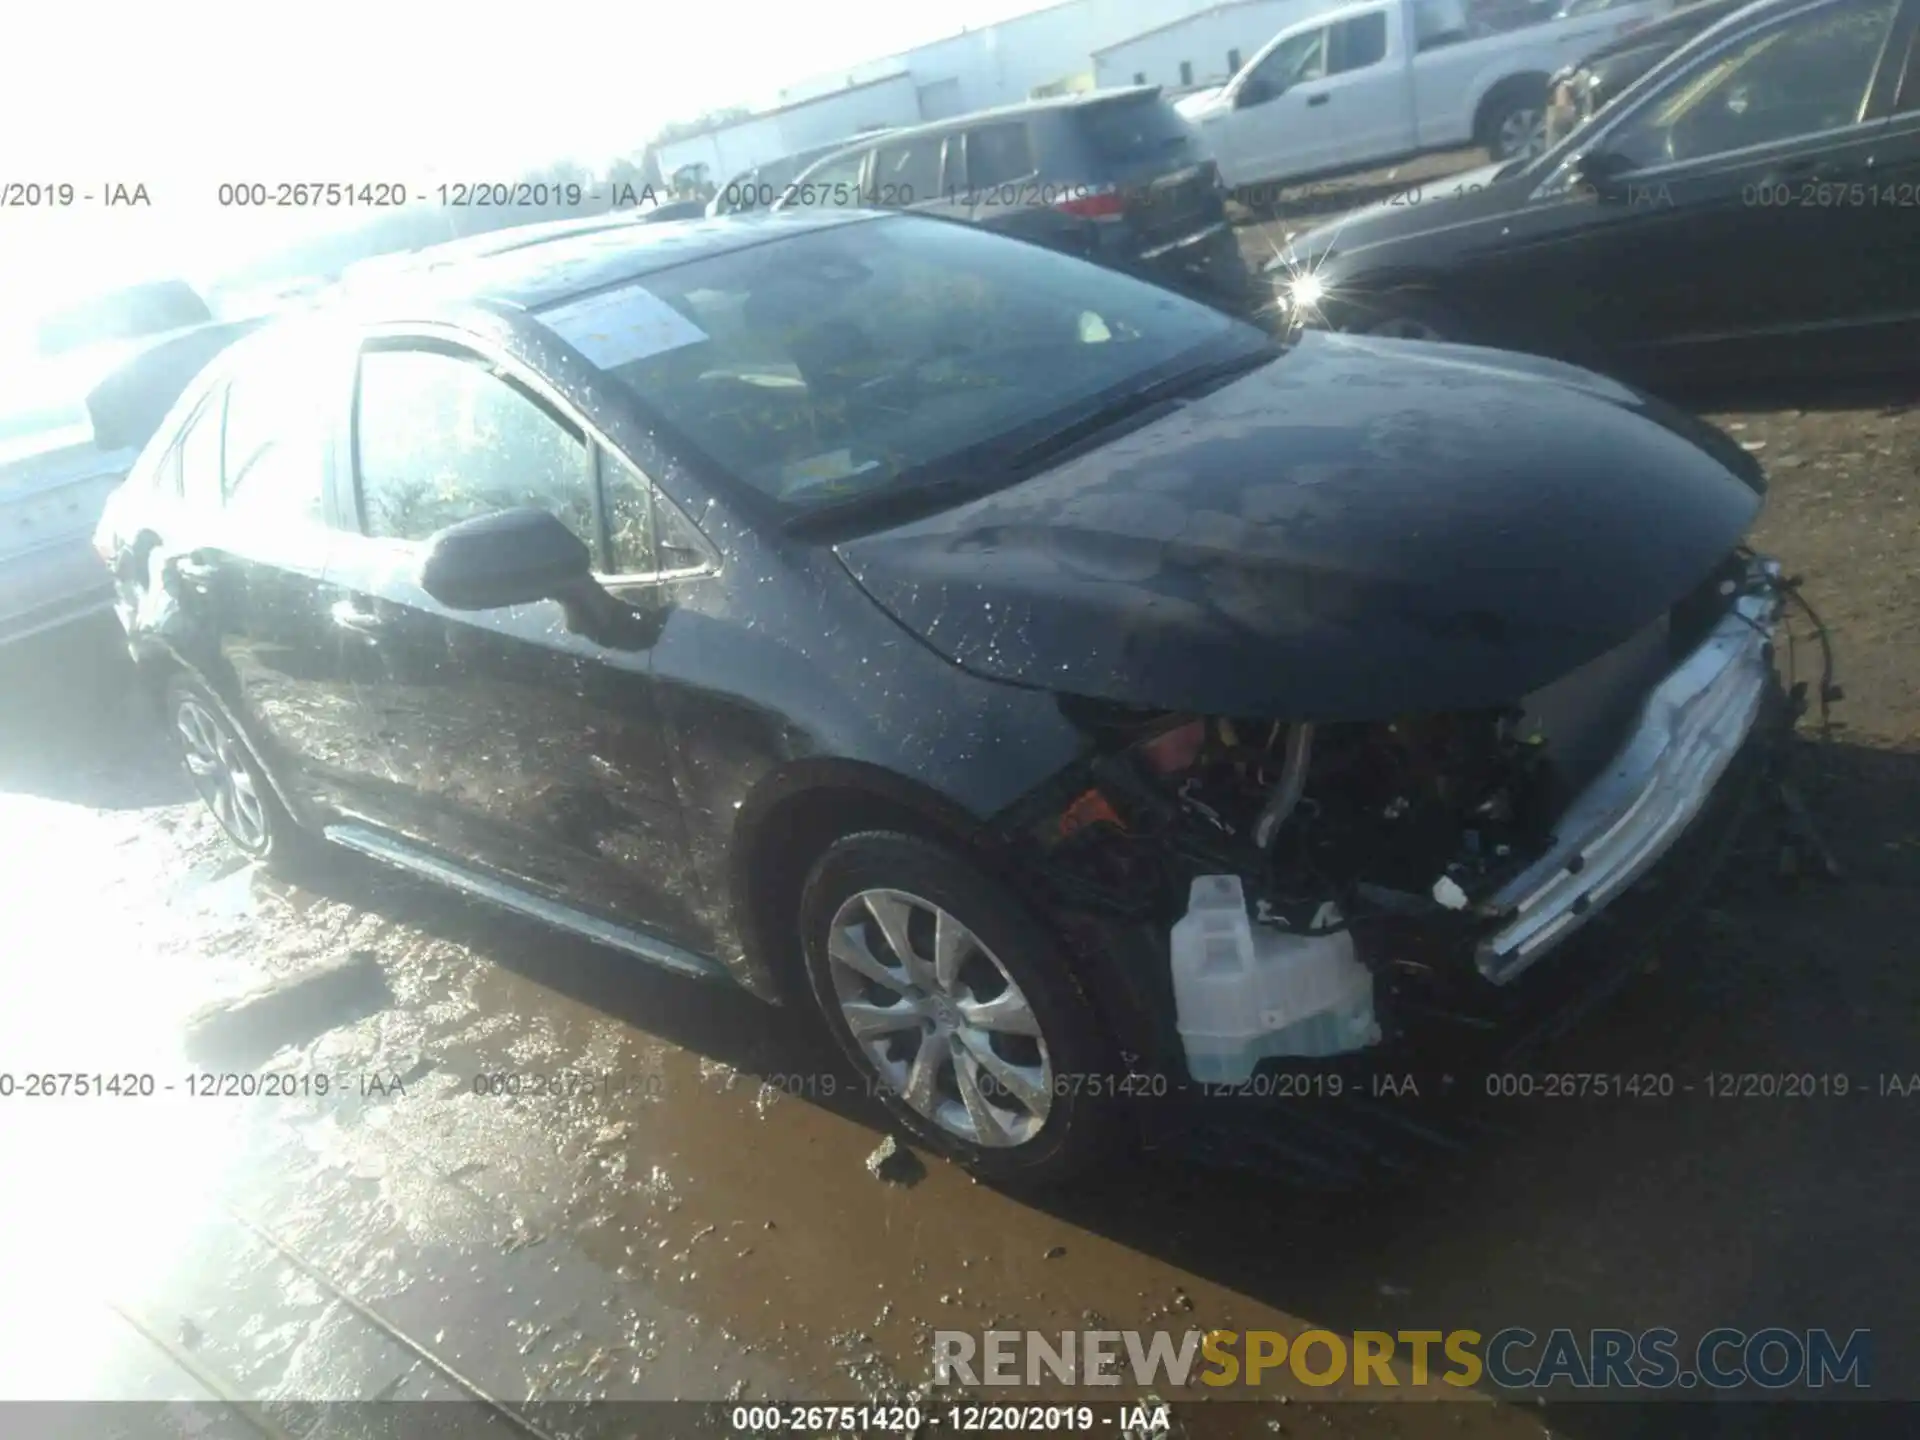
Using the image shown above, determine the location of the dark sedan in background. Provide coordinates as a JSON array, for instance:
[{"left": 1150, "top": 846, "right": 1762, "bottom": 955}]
[
  {"left": 1544, "top": 0, "right": 1756, "bottom": 147},
  {"left": 1269, "top": 0, "right": 1920, "bottom": 388},
  {"left": 98, "top": 211, "right": 1796, "bottom": 1184},
  {"left": 773, "top": 88, "right": 1264, "bottom": 317}
]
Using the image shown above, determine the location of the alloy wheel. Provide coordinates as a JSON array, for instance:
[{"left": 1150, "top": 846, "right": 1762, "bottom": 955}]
[
  {"left": 176, "top": 695, "right": 269, "bottom": 850},
  {"left": 825, "top": 887, "right": 1054, "bottom": 1148},
  {"left": 1495, "top": 106, "right": 1549, "bottom": 161}
]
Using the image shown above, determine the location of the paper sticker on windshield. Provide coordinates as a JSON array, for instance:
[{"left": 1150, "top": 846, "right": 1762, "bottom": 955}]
[{"left": 540, "top": 285, "right": 708, "bottom": 370}]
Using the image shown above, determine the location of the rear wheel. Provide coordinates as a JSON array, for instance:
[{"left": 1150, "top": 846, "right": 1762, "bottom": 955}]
[
  {"left": 165, "top": 675, "right": 320, "bottom": 873},
  {"left": 798, "top": 831, "right": 1123, "bottom": 1184},
  {"left": 1482, "top": 88, "right": 1551, "bottom": 163}
]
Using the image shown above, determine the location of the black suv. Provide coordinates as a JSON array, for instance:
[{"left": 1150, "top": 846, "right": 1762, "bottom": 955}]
[
  {"left": 772, "top": 88, "right": 1263, "bottom": 317},
  {"left": 708, "top": 133, "right": 900, "bottom": 218}
]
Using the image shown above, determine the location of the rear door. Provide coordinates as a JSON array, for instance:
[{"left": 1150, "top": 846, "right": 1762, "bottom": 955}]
[
  {"left": 143, "top": 339, "right": 366, "bottom": 817},
  {"left": 326, "top": 334, "right": 710, "bottom": 947},
  {"left": 1309, "top": 7, "right": 1420, "bottom": 170}
]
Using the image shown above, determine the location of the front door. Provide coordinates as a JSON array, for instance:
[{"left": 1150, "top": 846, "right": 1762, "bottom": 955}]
[
  {"left": 1499, "top": 0, "right": 1909, "bottom": 383},
  {"left": 325, "top": 337, "right": 709, "bottom": 948}
]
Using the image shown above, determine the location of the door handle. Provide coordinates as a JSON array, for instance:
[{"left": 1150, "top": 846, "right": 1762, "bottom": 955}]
[
  {"left": 329, "top": 599, "right": 385, "bottom": 637},
  {"left": 1305, "top": 92, "right": 1330, "bottom": 107}
]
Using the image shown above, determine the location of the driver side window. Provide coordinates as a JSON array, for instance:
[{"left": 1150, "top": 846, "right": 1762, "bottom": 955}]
[
  {"left": 354, "top": 347, "right": 596, "bottom": 550},
  {"left": 1247, "top": 27, "right": 1330, "bottom": 100},
  {"left": 1601, "top": 0, "right": 1898, "bottom": 169}
]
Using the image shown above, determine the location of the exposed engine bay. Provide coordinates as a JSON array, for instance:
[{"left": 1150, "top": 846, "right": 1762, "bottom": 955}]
[
  {"left": 1029, "top": 702, "right": 1562, "bottom": 940},
  {"left": 1010, "top": 553, "right": 1826, "bottom": 1079}
]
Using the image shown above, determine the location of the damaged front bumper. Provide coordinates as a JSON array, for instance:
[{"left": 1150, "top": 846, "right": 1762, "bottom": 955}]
[{"left": 1475, "top": 559, "right": 1784, "bottom": 984}]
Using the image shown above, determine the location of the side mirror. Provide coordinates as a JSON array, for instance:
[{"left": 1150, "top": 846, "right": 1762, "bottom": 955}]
[
  {"left": 1236, "top": 76, "right": 1274, "bottom": 108},
  {"left": 419, "top": 507, "right": 592, "bottom": 611},
  {"left": 1572, "top": 148, "right": 1635, "bottom": 198}
]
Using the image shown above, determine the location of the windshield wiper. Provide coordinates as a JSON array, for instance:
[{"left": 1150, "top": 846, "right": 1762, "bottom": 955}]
[
  {"left": 995, "top": 345, "right": 1280, "bottom": 474},
  {"left": 784, "top": 344, "right": 1281, "bottom": 539}
]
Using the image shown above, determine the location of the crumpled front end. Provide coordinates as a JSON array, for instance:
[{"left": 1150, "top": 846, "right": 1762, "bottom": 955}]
[
  {"left": 1476, "top": 555, "right": 1784, "bottom": 982},
  {"left": 1001, "top": 551, "right": 1799, "bottom": 1080}
]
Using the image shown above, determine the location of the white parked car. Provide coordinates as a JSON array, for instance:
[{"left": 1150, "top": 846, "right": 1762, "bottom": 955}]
[
  {"left": 0, "top": 360, "right": 137, "bottom": 646},
  {"left": 1, "top": 285, "right": 264, "bottom": 647},
  {"left": 1176, "top": 0, "right": 1675, "bottom": 190}
]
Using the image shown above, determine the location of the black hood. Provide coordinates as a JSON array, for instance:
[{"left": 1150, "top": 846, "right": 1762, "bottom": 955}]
[{"left": 834, "top": 331, "right": 1764, "bottom": 722}]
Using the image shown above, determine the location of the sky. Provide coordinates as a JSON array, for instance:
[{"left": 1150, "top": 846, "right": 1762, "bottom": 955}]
[{"left": 0, "top": 0, "right": 1056, "bottom": 325}]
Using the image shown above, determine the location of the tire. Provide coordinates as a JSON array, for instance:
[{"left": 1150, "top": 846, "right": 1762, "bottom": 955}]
[
  {"left": 798, "top": 831, "right": 1123, "bottom": 1185},
  {"left": 164, "top": 674, "right": 323, "bottom": 875},
  {"left": 1481, "top": 85, "right": 1551, "bottom": 163}
]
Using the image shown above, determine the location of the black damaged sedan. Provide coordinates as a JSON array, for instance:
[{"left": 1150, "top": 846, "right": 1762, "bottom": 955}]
[{"left": 96, "top": 210, "right": 1799, "bottom": 1182}]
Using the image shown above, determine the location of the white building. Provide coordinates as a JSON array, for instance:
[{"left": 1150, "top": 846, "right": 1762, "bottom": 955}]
[
  {"left": 656, "top": 0, "right": 1224, "bottom": 186},
  {"left": 656, "top": 75, "right": 926, "bottom": 193},
  {"left": 1091, "top": 0, "right": 1321, "bottom": 93}
]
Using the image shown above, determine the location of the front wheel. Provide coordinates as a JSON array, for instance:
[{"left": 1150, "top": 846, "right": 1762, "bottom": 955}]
[{"left": 798, "top": 831, "right": 1123, "bottom": 1184}]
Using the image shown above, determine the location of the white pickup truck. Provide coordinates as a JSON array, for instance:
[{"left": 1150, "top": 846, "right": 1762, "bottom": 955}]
[{"left": 1176, "top": 0, "right": 1674, "bottom": 192}]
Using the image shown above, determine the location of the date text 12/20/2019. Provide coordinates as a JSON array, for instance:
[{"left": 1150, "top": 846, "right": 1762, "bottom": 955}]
[
  {"left": 728, "top": 1403, "right": 1169, "bottom": 1433},
  {"left": 0, "top": 1071, "right": 415, "bottom": 1099},
  {"left": 213, "top": 181, "right": 666, "bottom": 210}
]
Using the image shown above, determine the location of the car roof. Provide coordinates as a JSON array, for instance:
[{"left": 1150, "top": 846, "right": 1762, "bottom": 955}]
[
  {"left": 804, "top": 84, "right": 1166, "bottom": 157},
  {"left": 1576, "top": 0, "right": 1759, "bottom": 64},
  {"left": 335, "top": 209, "right": 881, "bottom": 315},
  {"left": 340, "top": 213, "right": 658, "bottom": 280},
  {"left": 729, "top": 131, "right": 902, "bottom": 182}
]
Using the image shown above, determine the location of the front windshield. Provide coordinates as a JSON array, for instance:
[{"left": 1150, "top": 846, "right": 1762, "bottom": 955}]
[{"left": 541, "top": 216, "right": 1262, "bottom": 511}]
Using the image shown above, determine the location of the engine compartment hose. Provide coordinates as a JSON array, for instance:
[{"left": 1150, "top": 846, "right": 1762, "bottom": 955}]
[{"left": 1253, "top": 722, "right": 1314, "bottom": 850}]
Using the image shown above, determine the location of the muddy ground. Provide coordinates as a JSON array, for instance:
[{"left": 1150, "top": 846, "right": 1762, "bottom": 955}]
[{"left": 1, "top": 175, "right": 1917, "bottom": 1439}]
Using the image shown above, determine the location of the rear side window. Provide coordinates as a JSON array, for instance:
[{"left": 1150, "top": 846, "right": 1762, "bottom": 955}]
[
  {"left": 1603, "top": 0, "right": 1898, "bottom": 167},
  {"left": 965, "top": 122, "right": 1036, "bottom": 188},
  {"left": 786, "top": 149, "right": 868, "bottom": 207},
  {"left": 354, "top": 349, "right": 596, "bottom": 550},
  {"left": 871, "top": 136, "right": 946, "bottom": 205},
  {"left": 1330, "top": 11, "right": 1390, "bottom": 72},
  {"left": 1076, "top": 98, "right": 1198, "bottom": 165},
  {"left": 222, "top": 354, "right": 330, "bottom": 524}
]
